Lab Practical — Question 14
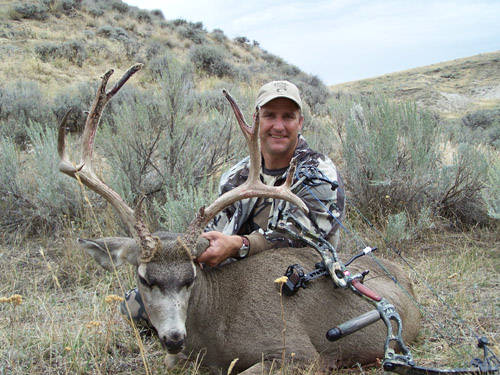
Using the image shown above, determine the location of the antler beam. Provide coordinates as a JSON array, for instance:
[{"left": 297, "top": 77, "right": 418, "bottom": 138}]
[{"left": 58, "top": 64, "right": 147, "bottom": 242}]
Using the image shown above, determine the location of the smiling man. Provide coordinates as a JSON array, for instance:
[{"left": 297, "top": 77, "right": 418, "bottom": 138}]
[{"left": 198, "top": 80, "right": 345, "bottom": 267}]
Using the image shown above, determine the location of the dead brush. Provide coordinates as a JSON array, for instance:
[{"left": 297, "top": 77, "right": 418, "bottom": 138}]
[{"left": 0, "top": 294, "right": 23, "bottom": 369}]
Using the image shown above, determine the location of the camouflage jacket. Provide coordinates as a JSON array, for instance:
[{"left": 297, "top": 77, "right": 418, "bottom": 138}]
[{"left": 206, "top": 136, "right": 345, "bottom": 254}]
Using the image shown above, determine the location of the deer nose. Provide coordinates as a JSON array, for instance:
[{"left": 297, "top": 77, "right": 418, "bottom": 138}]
[{"left": 161, "top": 331, "right": 185, "bottom": 354}]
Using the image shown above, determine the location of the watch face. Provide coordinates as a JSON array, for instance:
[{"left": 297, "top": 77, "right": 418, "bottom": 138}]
[
  {"left": 238, "top": 245, "right": 249, "bottom": 258},
  {"left": 239, "top": 237, "right": 250, "bottom": 258}
]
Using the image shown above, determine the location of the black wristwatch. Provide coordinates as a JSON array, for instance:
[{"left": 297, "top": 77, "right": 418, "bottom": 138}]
[{"left": 238, "top": 236, "right": 250, "bottom": 258}]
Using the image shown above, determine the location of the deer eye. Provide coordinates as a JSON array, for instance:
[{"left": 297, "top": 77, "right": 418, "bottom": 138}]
[
  {"left": 181, "top": 277, "right": 194, "bottom": 288},
  {"left": 138, "top": 274, "right": 151, "bottom": 287}
]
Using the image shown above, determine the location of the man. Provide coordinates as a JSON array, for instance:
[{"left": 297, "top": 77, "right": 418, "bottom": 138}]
[
  {"left": 121, "top": 80, "right": 345, "bottom": 325},
  {"left": 197, "top": 80, "right": 344, "bottom": 267}
]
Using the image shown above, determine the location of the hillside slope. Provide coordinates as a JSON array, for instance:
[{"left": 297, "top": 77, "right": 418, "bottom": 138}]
[
  {"left": 0, "top": 0, "right": 329, "bottom": 108},
  {"left": 331, "top": 51, "right": 500, "bottom": 118}
]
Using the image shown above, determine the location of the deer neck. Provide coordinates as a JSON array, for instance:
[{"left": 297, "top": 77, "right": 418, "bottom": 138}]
[
  {"left": 184, "top": 266, "right": 225, "bottom": 352},
  {"left": 188, "top": 266, "right": 221, "bottom": 316}
]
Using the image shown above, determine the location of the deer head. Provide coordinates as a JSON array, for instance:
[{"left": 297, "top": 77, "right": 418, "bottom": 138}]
[{"left": 59, "top": 65, "right": 308, "bottom": 353}]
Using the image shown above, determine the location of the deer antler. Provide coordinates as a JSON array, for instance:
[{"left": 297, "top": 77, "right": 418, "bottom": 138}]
[
  {"left": 184, "top": 90, "right": 308, "bottom": 245},
  {"left": 58, "top": 64, "right": 159, "bottom": 262}
]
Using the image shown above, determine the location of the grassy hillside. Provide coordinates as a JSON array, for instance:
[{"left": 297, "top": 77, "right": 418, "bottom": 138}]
[
  {"left": 0, "top": 0, "right": 312, "bottom": 85},
  {"left": 331, "top": 51, "right": 500, "bottom": 118},
  {"left": 0, "top": 1, "right": 498, "bottom": 374},
  {"left": 0, "top": 0, "right": 328, "bottom": 101}
]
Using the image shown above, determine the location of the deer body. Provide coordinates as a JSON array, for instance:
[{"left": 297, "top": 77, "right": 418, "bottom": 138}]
[
  {"left": 80, "top": 234, "right": 419, "bottom": 373},
  {"left": 105, "top": 232, "right": 417, "bottom": 373}
]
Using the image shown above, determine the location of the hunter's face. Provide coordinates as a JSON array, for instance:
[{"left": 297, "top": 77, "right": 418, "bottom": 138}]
[{"left": 258, "top": 98, "right": 303, "bottom": 168}]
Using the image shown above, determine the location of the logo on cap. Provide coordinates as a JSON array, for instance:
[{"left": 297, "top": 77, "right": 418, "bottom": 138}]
[{"left": 274, "top": 82, "right": 288, "bottom": 93}]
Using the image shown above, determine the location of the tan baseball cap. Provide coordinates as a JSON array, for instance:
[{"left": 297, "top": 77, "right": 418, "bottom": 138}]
[{"left": 255, "top": 80, "right": 302, "bottom": 110}]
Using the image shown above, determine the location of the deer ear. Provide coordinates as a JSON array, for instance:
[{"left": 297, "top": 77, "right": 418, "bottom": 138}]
[{"left": 77, "top": 237, "right": 140, "bottom": 271}]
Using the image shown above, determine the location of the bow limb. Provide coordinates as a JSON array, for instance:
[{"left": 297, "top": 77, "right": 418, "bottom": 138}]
[{"left": 383, "top": 361, "right": 499, "bottom": 375}]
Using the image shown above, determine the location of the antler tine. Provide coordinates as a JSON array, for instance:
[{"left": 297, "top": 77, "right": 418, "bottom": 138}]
[
  {"left": 135, "top": 196, "right": 161, "bottom": 263},
  {"left": 80, "top": 68, "right": 114, "bottom": 168},
  {"left": 222, "top": 89, "right": 261, "bottom": 184},
  {"left": 81, "top": 63, "right": 143, "bottom": 168},
  {"left": 184, "top": 90, "right": 309, "bottom": 243},
  {"left": 58, "top": 64, "right": 143, "bottom": 237}
]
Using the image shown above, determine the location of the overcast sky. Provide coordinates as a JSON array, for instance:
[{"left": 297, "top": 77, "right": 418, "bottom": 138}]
[{"left": 125, "top": 0, "right": 500, "bottom": 85}]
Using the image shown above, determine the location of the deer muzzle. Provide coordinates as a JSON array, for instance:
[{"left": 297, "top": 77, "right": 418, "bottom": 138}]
[{"left": 160, "top": 330, "right": 185, "bottom": 354}]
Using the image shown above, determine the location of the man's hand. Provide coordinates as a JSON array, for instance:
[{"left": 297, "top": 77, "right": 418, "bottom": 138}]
[{"left": 197, "top": 231, "right": 243, "bottom": 267}]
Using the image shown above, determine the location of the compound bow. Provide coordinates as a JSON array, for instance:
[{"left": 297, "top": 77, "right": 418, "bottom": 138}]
[{"left": 268, "top": 195, "right": 499, "bottom": 375}]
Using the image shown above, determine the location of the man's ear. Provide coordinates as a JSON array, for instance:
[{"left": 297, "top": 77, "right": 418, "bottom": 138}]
[
  {"left": 298, "top": 113, "right": 304, "bottom": 132},
  {"left": 77, "top": 237, "right": 140, "bottom": 271}
]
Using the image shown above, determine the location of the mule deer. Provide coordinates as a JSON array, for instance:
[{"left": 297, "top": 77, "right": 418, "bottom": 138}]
[{"left": 59, "top": 65, "right": 420, "bottom": 374}]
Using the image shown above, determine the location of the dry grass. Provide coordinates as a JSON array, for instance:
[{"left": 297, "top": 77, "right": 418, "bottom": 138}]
[{"left": 0, "top": 225, "right": 498, "bottom": 374}]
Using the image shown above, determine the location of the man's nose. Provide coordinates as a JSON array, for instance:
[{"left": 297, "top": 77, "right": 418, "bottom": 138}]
[{"left": 272, "top": 117, "right": 285, "bottom": 130}]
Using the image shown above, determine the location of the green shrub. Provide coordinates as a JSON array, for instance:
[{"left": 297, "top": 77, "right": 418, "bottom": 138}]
[
  {"left": 96, "top": 25, "right": 129, "bottom": 41},
  {"left": 234, "top": 36, "right": 249, "bottom": 45},
  {"left": 461, "top": 108, "right": 500, "bottom": 148},
  {"left": 87, "top": 6, "right": 103, "bottom": 17},
  {"left": 144, "top": 40, "right": 165, "bottom": 60},
  {"left": 110, "top": 0, "right": 128, "bottom": 13},
  {"left": 0, "top": 80, "right": 54, "bottom": 145},
  {"left": 435, "top": 143, "right": 490, "bottom": 225},
  {"left": 0, "top": 126, "right": 85, "bottom": 237},
  {"left": 52, "top": 80, "right": 95, "bottom": 133},
  {"left": 211, "top": 28, "right": 226, "bottom": 43},
  {"left": 189, "top": 44, "right": 234, "bottom": 78},
  {"left": 336, "top": 95, "right": 491, "bottom": 228},
  {"left": 178, "top": 24, "right": 205, "bottom": 44},
  {"left": 62, "top": 40, "right": 87, "bottom": 66},
  {"left": 34, "top": 40, "right": 87, "bottom": 66},
  {"left": 172, "top": 18, "right": 187, "bottom": 27},
  {"left": 134, "top": 9, "right": 151, "bottom": 23},
  {"left": 261, "top": 51, "right": 284, "bottom": 66},
  {"left": 151, "top": 9, "right": 164, "bottom": 20},
  {"left": 89, "top": 56, "right": 245, "bottom": 230},
  {"left": 483, "top": 155, "right": 500, "bottom": 219},
  {"left": 59, "top": 0, "right": 82, "bottom": 16},
  {"left": 294, "top": 75, "right": 330, "bottom": 112},
  {"left": 10, "top": 2, "right": 49, "bottom": 21},
  {"left": 155, "top": 181, "right": 217, "bottom": 232}
]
